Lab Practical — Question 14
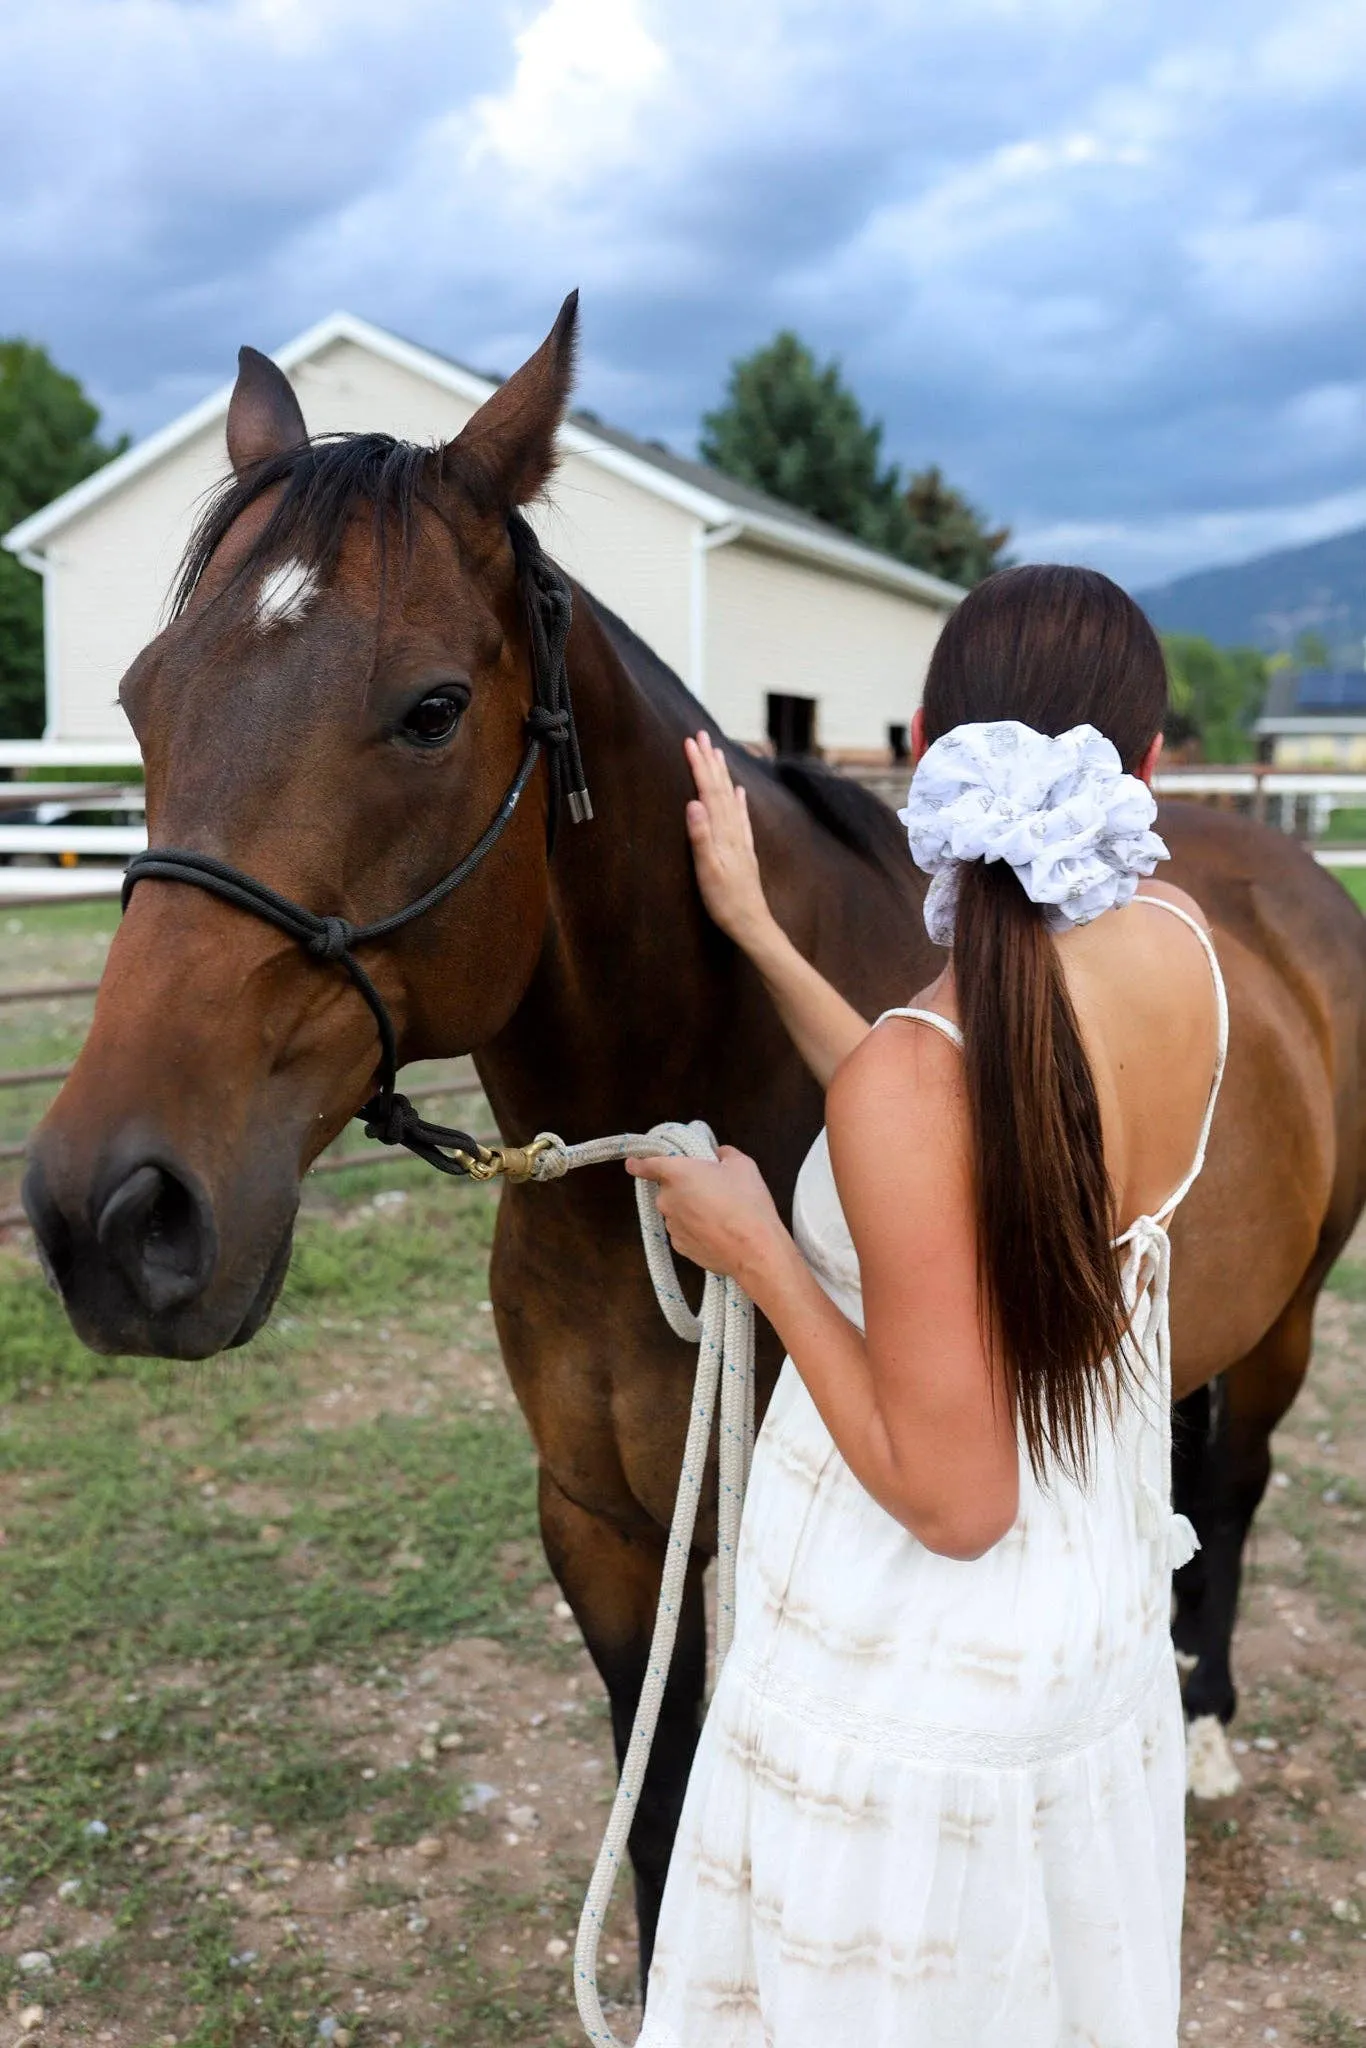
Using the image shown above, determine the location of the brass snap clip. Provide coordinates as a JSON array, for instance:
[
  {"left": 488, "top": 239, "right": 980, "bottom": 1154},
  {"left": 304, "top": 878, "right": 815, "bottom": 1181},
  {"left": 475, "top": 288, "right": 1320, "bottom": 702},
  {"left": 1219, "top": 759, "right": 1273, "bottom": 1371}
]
[{"left": 454, "top": 1134, "right": 556, "bottom": 1184}]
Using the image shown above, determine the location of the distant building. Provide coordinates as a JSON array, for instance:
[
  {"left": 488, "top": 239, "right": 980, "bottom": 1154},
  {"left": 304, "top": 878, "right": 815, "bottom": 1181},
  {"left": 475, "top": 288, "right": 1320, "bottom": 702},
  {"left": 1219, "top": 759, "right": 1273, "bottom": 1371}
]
[
  {"left": 2, "top": 312, "right": 961, "bottom": 759},
  {"left": 1255, "top": 669, "right": 1366, "bottom": 767}
]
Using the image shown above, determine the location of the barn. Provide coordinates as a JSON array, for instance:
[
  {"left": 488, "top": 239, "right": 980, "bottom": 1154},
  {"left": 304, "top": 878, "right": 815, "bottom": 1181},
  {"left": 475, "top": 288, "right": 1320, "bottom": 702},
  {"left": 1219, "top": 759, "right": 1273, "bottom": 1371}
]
[{"left": 2, "top": 312, "right": 961, "bottom": 759}]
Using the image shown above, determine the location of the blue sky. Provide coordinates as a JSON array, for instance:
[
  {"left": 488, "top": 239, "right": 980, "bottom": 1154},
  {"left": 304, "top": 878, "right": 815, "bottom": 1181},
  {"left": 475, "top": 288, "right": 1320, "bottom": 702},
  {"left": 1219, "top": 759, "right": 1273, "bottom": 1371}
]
[{"left": 2, "top": 0, "right": 1363, "bottom": 588}]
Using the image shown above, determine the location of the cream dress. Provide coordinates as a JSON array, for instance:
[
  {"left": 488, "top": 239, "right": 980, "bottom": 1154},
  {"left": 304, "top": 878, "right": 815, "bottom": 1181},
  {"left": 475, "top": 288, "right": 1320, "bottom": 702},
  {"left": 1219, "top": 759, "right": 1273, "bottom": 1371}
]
[{"left": 638, "top": 898, "right": 1227, "bottom": 2048}]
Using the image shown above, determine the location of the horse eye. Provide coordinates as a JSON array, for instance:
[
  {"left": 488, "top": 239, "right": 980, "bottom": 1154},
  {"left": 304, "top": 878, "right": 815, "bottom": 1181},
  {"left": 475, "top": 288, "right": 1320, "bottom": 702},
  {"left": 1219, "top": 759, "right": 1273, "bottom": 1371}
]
[{"left": 400, "top": 691, "right": 465, "bottom": 746}]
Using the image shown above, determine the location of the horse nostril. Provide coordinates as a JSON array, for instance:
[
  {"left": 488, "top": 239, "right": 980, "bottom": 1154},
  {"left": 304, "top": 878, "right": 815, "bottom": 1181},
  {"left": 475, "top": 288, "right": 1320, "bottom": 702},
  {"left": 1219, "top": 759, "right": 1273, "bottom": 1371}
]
[{"left": 95, "top": 1162, "right": 218, "bottom": 1316}]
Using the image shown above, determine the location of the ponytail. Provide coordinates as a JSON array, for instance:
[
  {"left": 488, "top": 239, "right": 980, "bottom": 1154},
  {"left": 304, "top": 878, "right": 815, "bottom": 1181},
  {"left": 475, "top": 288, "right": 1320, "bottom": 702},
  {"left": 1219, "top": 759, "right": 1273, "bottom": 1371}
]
[
  {"left": 918, "top": 562, "right": 1169, "bottom": 1479},
  {"left": 953, "top": 857, "right": 1128, "bottom": 1481}
]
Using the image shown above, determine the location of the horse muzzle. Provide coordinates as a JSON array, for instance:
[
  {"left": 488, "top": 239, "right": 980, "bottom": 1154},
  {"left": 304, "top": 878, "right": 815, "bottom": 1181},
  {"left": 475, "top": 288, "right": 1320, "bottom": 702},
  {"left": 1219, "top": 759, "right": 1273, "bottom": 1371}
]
[{"left": 22, "top": 1126, "right": 295, "bottom": 1360}]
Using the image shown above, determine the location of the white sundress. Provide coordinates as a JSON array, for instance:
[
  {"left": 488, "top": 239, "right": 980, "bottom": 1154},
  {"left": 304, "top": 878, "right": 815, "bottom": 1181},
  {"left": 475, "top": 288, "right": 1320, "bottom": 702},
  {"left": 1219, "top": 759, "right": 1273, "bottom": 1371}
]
[{"left": 638, "top": 897, "right": 1229, "bottom": 2048}]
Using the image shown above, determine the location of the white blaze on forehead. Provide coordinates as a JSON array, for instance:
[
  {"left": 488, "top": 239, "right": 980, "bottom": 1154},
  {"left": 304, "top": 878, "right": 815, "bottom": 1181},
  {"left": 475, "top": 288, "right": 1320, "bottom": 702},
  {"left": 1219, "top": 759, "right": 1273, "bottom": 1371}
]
[{"left": 255, "top": 558, "right": 319, "bottom": 631}]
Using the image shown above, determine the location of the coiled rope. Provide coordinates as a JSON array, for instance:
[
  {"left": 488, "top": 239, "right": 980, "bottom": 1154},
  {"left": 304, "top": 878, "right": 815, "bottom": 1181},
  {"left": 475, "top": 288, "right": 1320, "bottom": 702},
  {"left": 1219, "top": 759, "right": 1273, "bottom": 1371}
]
[{"left": 528, "top": 1122, "right": 756, "bottom": 2048}]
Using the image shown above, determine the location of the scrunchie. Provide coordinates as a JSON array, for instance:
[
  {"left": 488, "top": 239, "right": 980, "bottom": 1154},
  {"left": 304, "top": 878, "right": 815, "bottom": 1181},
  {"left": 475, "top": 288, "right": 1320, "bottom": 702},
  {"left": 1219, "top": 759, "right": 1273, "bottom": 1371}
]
[{"left": 898, "top": 720, "right": 1169, "bottom": 947}]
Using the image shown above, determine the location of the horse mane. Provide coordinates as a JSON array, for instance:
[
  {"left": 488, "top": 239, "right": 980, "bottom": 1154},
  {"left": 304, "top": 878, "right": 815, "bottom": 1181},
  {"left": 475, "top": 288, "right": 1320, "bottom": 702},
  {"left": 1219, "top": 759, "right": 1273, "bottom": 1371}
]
[
  {"left": 768, "top": 755, "right": 911, "bottom": 881},
  {"left": 587, "top": 597, "right": 912, "bottom": 885},
  {"left": 172, "top": 433, "right": 438, "bottom": 618}
]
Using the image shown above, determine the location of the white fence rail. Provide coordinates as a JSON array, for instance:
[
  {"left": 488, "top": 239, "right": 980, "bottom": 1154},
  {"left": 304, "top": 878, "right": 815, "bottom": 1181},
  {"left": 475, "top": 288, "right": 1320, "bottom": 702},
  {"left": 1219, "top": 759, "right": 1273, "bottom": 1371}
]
[
  {"left": 3, "top": 754, "right": 1366, "bottom": 896},
  {"left": 0, "top": 743, "right": 141, "bottom": 769},
  {"left": 0, "top": 826, "right": 146, "bottom": 857}
]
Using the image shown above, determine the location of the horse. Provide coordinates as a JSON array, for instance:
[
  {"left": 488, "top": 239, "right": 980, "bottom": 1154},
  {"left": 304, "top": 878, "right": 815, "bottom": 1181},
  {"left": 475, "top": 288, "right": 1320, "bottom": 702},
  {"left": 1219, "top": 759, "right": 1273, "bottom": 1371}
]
[{"left": 23, "top": 296, "right": 1366, "bottom": 1962}]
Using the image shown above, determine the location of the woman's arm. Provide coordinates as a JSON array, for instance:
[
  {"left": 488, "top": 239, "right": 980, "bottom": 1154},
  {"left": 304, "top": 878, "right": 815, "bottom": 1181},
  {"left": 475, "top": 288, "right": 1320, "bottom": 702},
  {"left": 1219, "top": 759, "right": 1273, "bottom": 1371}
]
[
  {"left": 684, "top": 732, "right": 869, "bottom": 1087},
  {"left": 626, "top": 1021, "right": 1019, "bottom": 1557}
]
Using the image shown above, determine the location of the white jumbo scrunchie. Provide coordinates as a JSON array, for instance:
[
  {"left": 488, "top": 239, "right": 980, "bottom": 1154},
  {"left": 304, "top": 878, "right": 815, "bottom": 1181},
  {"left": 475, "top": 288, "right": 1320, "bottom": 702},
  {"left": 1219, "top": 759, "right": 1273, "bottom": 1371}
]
[{"left": 898, "top": 720, "right": 1169, "bottom": 947}]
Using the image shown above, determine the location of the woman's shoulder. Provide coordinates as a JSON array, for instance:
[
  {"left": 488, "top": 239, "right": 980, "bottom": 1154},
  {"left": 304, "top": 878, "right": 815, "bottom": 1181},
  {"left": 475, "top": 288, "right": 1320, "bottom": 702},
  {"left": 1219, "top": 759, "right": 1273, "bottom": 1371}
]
[
  {"left": 1068, "top": 881, "right": 1218, "bottom": 1019},
  {"left": 828, "top": 996, "right": 967, "bottom": 1154},
  {"left": 1131, "top": 877, "right": 1212, "bottom": 934}
]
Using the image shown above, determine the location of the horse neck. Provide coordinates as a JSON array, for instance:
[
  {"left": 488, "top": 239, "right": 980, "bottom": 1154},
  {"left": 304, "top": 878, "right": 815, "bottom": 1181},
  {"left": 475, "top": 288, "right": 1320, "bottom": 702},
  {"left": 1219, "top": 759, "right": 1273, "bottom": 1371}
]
[{"left": 474, "top": 597, "right": 726, "bottom": 1138}]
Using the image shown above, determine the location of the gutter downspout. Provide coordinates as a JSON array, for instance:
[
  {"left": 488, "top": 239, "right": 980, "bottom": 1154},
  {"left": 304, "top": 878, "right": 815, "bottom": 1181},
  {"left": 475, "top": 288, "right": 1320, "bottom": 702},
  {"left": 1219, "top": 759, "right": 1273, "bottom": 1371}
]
[{"left": 688, "top": 521, "right": 743, "bottom": 708}]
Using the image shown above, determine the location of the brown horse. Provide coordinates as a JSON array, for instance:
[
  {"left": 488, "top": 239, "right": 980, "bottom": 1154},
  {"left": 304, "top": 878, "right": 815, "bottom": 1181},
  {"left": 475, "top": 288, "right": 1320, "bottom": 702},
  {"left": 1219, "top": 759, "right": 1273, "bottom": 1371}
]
[{"left": 23, "top": 297, "right": 1366, "bottom": 1957}]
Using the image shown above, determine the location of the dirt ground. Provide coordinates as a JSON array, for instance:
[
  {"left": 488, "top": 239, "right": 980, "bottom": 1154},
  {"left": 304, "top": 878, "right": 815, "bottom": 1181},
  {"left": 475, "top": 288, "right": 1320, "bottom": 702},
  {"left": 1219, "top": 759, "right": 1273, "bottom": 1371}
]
[
  {"left": 1176, "top": 1254, "right": 1366, "bottom": 2047},
  {"left": 5, "top": 1185, "right": 1366, "bottom": 2045}
]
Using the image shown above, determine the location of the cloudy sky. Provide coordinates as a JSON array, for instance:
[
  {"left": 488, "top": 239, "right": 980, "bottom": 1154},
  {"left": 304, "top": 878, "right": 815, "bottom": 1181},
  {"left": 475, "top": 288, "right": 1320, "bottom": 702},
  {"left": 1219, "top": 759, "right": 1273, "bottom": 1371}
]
[{"left": 3, "top": 0, "right": 1363, "bottom": 588}]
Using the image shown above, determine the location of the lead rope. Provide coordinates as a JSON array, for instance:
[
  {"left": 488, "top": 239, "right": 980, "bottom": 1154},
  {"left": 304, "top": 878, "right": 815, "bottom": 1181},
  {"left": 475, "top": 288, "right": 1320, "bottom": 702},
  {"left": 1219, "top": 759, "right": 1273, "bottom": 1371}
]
[{"left": 527, "top": 1122, "right": 756, "bottom": 2048}]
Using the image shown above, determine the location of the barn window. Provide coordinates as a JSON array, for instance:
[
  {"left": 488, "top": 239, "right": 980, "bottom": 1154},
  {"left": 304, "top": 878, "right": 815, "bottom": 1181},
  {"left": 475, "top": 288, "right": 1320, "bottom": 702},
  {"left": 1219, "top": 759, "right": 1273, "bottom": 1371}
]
[
  {"left": 888, "top": 723, "right": 910, "bottom": 763},
  {"left": 766, "top": 693, "right": 817, "bottom": 758}
]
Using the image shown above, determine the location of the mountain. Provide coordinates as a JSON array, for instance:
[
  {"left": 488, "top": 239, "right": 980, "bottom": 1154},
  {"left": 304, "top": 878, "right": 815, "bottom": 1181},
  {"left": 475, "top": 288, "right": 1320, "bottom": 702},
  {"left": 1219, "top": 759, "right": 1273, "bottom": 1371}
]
[{"left": 1136, "top": 526, "right": 1366, "bottom": 663}]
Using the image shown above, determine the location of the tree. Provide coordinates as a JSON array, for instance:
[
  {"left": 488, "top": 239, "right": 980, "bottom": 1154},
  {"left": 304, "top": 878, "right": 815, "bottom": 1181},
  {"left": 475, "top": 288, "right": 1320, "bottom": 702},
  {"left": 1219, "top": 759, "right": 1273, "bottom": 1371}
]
[
  {"left": 700, "top": 332, "right": 908, "bottom": 555},
  {"left": 901, "top": 464, "right": 1011, "bottom": 588},
  {"left": 0, "top": 341, "right": 127, "bottom": 736},
  {"left": 1162, "top": 634, "right": 1268, "bottom": 764},
  {"left": 700, "top": 332, "right": 1009, "bottom": 587}
]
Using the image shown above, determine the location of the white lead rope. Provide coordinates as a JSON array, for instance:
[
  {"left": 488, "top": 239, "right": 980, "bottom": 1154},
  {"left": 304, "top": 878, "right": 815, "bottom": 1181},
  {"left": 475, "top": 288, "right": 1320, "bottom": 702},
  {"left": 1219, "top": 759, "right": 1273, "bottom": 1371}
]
[{"left": 528, "top": 1122, "right": 756, "bottom": 2048}]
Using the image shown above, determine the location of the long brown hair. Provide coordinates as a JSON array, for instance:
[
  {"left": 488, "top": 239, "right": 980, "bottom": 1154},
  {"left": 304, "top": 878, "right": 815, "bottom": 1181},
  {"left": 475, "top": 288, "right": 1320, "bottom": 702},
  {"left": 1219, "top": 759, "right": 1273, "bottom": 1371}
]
[{"left": 920, "top": 564, "right": 1168, "bottom": 1480}]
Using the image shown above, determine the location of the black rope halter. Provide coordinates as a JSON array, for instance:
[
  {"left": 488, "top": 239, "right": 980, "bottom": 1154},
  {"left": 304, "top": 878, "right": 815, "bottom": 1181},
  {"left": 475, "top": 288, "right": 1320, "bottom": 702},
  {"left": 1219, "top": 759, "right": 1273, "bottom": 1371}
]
[{"left": 121, "top": 512, "right": 592, "bottom": 1178}]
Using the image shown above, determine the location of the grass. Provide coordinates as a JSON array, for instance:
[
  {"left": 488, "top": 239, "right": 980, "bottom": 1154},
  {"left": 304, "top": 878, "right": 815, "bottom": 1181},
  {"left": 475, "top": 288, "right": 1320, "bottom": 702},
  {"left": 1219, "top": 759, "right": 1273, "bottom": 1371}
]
[
  {"left": 0, "top": 900, "right": 620, "bottom": 2040},
  {"left": 0, "top": 1149, "right": 595, "bottom": 2041},
  {"left": 1321, "top": 806, "right": 1366, "bottom": 845},
  {"left": 0, "top": 901, "right": 115, "bottom": 1163},
  {"left": 1329, "top": 867, "right": 1366, "bottom": 913},
  {"left": 0, "top": 1382, "right": 540, "bottom": 1674},
  {"left": 0, "top": 1170, "right": 499, "bottom": 1397},
  {"left": 0, "top": 899, "right": 122, "bottom": 944},
  {"left": 1328, "top": 1259, "right": 1366, "bottom": 1303}
]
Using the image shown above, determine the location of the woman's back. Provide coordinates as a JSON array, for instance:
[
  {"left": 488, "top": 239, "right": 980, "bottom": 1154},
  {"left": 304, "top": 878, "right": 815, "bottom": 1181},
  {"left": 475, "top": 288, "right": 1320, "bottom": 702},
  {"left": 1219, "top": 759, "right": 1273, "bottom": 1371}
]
[
  {"left": 746, "top": 888, "right": 1226, "bottom": 1717},
  {"left": 892, "top": 883, "right": 1223, "bottom": 1239},
  {"left": 1061, "top": 884, "right": 1224, "bottom": 1238}
]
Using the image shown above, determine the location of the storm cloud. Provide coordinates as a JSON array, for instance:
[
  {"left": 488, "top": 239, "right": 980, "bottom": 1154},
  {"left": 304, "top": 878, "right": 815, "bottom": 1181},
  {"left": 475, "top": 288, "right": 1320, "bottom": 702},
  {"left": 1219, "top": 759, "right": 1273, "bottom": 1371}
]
[{"left": 2, "top": 0, "right": 1362, "bottom": 585}]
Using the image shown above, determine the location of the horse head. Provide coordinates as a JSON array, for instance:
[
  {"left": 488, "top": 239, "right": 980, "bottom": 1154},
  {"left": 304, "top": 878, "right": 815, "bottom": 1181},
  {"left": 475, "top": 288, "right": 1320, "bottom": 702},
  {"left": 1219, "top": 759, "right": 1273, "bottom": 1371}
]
[{"left": 24, "top": 295, "right": 582, "bottom": 1359}]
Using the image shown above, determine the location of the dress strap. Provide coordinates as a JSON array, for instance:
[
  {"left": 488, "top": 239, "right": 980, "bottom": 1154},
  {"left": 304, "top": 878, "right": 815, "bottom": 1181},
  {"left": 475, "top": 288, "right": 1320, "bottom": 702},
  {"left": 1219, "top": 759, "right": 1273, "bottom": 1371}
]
[
  {"left": 873, "top": 1005, "right": 965, "bottom": 1049},
  {"left": 1127, "top": 896, "right": 1229, "bottom": 1224}
]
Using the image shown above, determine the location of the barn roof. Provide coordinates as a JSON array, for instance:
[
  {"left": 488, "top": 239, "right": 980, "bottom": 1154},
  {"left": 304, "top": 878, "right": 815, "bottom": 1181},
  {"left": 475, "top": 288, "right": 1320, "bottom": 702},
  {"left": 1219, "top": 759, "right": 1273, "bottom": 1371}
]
[
  {"left": 4, "top": 311, "right": 963, "bottom": 611},
  {"left": 1256, "top": 667, "right": 1366, "bottom": 732}
]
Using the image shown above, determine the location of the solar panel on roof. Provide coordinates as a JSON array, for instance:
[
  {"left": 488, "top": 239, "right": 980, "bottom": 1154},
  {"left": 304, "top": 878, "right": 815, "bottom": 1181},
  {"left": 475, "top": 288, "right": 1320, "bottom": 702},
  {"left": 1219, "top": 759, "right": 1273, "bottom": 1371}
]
[{"left": 1294, "top": 672, "right": 1366, "bottom": 712}]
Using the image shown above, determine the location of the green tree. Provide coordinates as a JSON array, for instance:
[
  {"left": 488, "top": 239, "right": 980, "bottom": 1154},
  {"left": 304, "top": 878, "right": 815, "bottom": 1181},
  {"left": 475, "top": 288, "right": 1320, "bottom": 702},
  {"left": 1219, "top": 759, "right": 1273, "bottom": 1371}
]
[
  {"left": 700, "top": 332, "right": 1008, "bottom": 587},
  {"left": 700, "top": 331, "right": 907, "bottom": 554},
  {"left": 1162, "top": 634, "right": 1268, "bottom": 764},
  {"left": 901, "top": 464, "right": 1011, "bottom": 587},
  {"left": 0, "top": 341, "right": 127, "bottom": 736}
]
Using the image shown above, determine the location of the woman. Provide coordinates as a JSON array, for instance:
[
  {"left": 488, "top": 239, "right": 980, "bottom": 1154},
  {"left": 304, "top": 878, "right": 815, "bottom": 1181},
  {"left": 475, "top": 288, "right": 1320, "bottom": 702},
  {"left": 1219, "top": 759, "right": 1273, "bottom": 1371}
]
[{"left": 628, "top": 565, "right": 1224, "bottom": 2048}]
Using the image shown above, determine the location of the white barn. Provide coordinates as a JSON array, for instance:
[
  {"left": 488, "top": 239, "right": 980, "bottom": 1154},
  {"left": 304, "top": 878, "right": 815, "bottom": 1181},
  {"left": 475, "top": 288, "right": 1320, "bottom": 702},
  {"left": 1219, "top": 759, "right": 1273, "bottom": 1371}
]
[{"left": 3, "top": 312, "right": 961, "bottom": 757}]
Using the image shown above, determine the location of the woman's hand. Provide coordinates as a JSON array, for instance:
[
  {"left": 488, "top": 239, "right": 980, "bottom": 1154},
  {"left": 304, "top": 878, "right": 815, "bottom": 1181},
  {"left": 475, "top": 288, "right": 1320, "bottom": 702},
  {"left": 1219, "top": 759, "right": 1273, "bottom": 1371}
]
[
  {"left": 683, "top": 731, "right": 774, "bottom": 948},
  {"left": 625, "top": 1144, "right": 788, "bottom": 1289}
]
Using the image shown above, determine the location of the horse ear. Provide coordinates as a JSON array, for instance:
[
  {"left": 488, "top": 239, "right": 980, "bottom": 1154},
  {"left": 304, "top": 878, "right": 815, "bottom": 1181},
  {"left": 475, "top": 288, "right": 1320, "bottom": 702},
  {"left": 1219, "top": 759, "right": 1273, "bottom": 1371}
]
[
  {"left": 226, "top": 347, "right": 308, "bottom": 476},
  {"left": 448, "top": 291, "right": 579, "bottom": 510}
]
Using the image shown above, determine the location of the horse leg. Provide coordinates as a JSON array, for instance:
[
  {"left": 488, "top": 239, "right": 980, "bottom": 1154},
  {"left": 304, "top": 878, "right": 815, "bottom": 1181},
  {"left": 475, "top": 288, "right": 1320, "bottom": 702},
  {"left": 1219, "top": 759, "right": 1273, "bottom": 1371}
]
[
  {"left": 538, "top": 1464, "right": 708, "bottom": 1987},
  {"left": 1172, "top": 1379, "right": 1214, "bottom": 1681},
  {"left": 1173, "top": 1374, "right": 1246, "bottom": 1798},
  {"left": 1179, "top": 1285, "right": 1316, "bottom": 1799}
]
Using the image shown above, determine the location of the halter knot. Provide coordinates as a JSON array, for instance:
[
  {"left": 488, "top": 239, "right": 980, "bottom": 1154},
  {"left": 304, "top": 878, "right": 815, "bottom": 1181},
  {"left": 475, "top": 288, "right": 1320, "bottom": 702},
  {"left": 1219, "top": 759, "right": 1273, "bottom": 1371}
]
[
  {"left": 362, "top": 1092, "right": 417, "bottom": 1147},
  {"left": 308, "top": 916, "right": 352, "bottom": 962},
  {"left": 526, "top": 705, "right": 570, "bottom": 745}
]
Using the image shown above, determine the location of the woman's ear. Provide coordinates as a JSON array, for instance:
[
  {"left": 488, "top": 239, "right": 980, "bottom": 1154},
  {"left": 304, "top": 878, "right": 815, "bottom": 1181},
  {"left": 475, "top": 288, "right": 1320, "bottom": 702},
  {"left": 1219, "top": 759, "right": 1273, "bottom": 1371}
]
[
  {"left": 910, "top": 706, "right": 928, "bottom": 767},
  {"left": 1136, "top": 730, "right": 1165, "bottom": 787}
]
